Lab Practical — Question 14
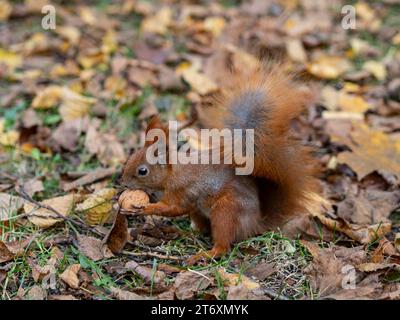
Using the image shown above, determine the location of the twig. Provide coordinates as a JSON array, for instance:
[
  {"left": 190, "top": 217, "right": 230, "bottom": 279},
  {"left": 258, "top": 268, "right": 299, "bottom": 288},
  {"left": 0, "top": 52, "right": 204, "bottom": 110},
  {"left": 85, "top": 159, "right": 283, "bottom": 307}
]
[
  {"left": 122, "top": 250, "right": 187, "bottom": 261},
  {"left": 63, "top": 167, "right": 118, "bottom": 192},
  {"left": 17, "top": 188, "right": 103, "bottom": 237},
  {"left": 262, "top": 287, "right": 290, "bottom": 300}
]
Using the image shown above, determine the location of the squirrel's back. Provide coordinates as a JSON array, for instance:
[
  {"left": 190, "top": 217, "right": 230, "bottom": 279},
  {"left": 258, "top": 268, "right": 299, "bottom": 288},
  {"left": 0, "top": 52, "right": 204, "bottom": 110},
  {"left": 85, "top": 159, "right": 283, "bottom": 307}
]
[{"left": 198, "top": 63, "right": 320, "bottom": 227}]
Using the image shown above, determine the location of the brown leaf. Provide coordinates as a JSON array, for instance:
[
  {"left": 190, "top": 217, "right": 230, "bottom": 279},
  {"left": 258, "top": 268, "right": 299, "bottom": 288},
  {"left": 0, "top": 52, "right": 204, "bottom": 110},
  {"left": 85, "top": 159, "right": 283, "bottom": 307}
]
[
  {"left": 60, "top": 264, "right": 81, "bottom": 289},
  {"left": 227, "top": 284, "right": 269, "bottom": 300},
  {"left": 105, "top": 211, "right": 128, "bottom": 254},
  {"left": 24, "top": 285, "right": 47, "bottom": 300},
  {"left": 24, "top": 194, "right": 75, "bottom": 228},
  {"left": 173, "top": 270, "right": 212, "bottom": 300},
  {"left": 0, "top": 193, "right": 25, "bottom": 222},
  {"left": 334, "top": 122, "right": 400, "bottom": 179},
  {"left": 48, "top": 295, "right": 78, "bottom": 300},
  {"left": 337, "top": 190, "right": 400, "bottom": 226},
  {"left": 302, "top": 241, "right": 367, "bottom": 298},
  {"left": 245, "top": 262, "right": 277, "bottom": 281},
  {"left": 110, "top": 287, "right": 148, "bottom": 300},
  {"left": 125, "top": 260, "right": 166, "bottom": 284},
  {"left": 17, "top": 179, "right": 43, "bottom": 199},
  {"left": 76, "top": 234, "right": 113, "bottom": 262},
  {"left": 0, "top": 237, "right": 33, "bottom": 263}
]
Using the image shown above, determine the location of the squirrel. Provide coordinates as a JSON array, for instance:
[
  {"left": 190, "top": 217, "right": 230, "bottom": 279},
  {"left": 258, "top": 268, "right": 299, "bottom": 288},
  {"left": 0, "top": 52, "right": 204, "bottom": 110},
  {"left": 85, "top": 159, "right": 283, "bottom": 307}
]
[{"left": 121, "top": 63, "right": 320, "bottom": 264}]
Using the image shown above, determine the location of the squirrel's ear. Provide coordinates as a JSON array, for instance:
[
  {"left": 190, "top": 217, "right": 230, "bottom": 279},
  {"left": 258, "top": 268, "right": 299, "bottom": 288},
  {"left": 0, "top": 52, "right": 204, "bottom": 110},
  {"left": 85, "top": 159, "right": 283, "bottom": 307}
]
[
  {"left": 145, "top": 115, "right": 164, "bottom": 134},
  {"left": 145, "top": 115, "right": 169, "bottom": 147}
]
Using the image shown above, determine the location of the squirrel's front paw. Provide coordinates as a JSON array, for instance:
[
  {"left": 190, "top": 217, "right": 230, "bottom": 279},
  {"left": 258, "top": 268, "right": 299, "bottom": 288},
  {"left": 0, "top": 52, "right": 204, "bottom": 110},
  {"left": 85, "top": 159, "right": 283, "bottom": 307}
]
[{"left": 120, "top": 204, "right": 146, "bottom": 215}]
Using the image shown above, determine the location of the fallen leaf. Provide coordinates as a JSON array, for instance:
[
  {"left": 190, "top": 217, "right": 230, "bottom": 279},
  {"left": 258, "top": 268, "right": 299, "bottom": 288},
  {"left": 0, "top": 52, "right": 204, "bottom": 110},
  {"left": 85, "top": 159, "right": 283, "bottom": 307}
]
[
  {"left": 60, "top": 264, "right": 81, "bottom": 289},
  {"left": 0, "top": 0, "right": 12, "bottom": 21},
  {"left": 76, "top": 233, "right": 113, "bottom": 261},
  {"left": 245, "top": 262, "right": 277, "bottom": 281},
  {"left": 141, "top": 7, "right": 172, "bottom": 35},
  {"left": 179, "top": 65, "right": 218, "bottom": 95},
  {"left": 217, "top": 268, "right": 260, "bottom": 290},
  {"left": 0, "top": 237, "right": 34, "bottom": 263},
  {"left": 363, "top": 61, "right": 387, "bottom": 81},
  {"left": 307, "top": 56, "right": 351, "bottom": 79},
  {"left": 335, "top": 122, "right": 400, "bottom": 179},
  {"left": 105, "top": 211, "right": 128, "bottom": 254},
  {"left": 302, "top": 241, "right": 367, "bottom": 298},
  {"left": 76, "top": 188, "right": 116, "bottom": 225},
  {"left": 125, "top": 260, "right": 166, "bottom": 284},
  {"left": 227, "top": 284, "right": 268, "bottom": 300},
  {"left": 173, "top": 270, "right": 212, "bottom": 300},
  {"left": 0, "top": 193, "right": 25, "bottom": 221},
  {"left": 24, "top": 285, "right": 47, "bottom": 300},
  {"left": 0, "top": 48, "right": 22, "bottom": 71},
  {"left": 286, "top": 38, "right": 307, "bottom": 63},
  {"left": 21, "top": 179, "right": 44, "bottom": 197},
  {"left": 110, "top": 287, "right": 148, "bottom": 300},
  {"left": 24, "top": 194, "right": 75, "bottom": 228}
]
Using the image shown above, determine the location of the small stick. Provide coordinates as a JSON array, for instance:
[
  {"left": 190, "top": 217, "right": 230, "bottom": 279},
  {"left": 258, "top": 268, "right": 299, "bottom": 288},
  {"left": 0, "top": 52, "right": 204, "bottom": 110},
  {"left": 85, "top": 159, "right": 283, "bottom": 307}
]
[
  {"left": 122, "top": 250, "right": 187, "bottom": 261},
  {"left": 63, "top": 167, "right": 117, "bottom": 192}
]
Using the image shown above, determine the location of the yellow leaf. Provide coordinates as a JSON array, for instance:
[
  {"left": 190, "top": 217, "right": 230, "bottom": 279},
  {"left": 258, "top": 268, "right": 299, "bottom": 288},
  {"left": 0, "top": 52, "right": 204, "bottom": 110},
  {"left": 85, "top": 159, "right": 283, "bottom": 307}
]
[
  {"left": 31, "top": 86, "right": 63, "bottom": 109},
  {"left": 217, "top": 268, "right": 260, "bottom": 290},
  {"left": 141, "top": 7, "right": 172, "bottom": 35},
  {"left": 0, "top": 0, "right": 11, "bottom": 21},
  {"left": 335, "top": 122, "right": 400, "bottom": 179},
  {"left": 203, "top": 16, "right": 226, "bottom": 37},
  {"left": 338, "top": 93, "right": 370, "bottom": 113},
  {"left": 307, "top": 56, "right": 351, "bottom": 79},
  {"left": 286, "top": 38, "right": 307, "bottom": 63},
  {"left": 78, "top": 50, "right": 107, "bottom": 69},
  {"left": 24, "top": 194, "right": 75, "bottom": 228},
  {"left": 392, "top": 33, "right": 400, "bottom": 45},
  {"left": 363, "top": 61, "right": 387, "bottom": 81},
  {"left": 0, "top": 48, "right": 22, "bottom": 71},
  {"left": 59, "top": 88, "right": 96, "bottom": 121},
  {"left": 76, "top": 188, "right": 116, "bottom": 225},
  {"left": 55, "top": 26, "right": 81, "bottom": 45},
  {"left": 179, "top": 65, "right": 218, "bottom": 95},
  {"left": 102, "top": 30, "right": 118, "bottom": 54},
  {"left": 78, "top": 6, "right": 97, "bottom": 26}
]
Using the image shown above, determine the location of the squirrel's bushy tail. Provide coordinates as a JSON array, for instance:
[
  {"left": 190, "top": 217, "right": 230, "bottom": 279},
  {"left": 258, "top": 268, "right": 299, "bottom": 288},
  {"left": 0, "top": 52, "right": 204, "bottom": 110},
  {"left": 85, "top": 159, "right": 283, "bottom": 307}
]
[{"left": 198, "top": 63, "right": 320, "bottom": 227}]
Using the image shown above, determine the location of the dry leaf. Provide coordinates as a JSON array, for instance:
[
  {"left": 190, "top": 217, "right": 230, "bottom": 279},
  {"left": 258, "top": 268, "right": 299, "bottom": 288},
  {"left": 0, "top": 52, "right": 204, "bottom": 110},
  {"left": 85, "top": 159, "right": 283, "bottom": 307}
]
[
  {"left": 307, "top": 56, "right": 351, "bottom": 79},
  {"left": 60, "top": 264, "right": 81, "bottom": 289},
  {"left": 0, "top": 1, "right": 12, "bottom": 21},
  {"left": 76, "top": 233, "right": 113, "bottom": 261},
  {"left": 105, "top": 211, "right": 128, "bottom": 254},
  {"left": 335, "top": 122, "right": 400, "bottom": 179},
  {"left": 24, "top": 285, "right": 47, "bottom": 300},
  {"left": 125, "top": 260, "right": 166, "bottom": 284},
  {"left": 0, "top": 193, "right": 25, "bottom": 221},
  {"left": 286, "top": 38, "right": 307, "bottom": 63},
  {"left": 24, "top": 194, "right": 75, "bottom": 228},
  {"left": 217, "top": 268, "right": 260, "bottom": 290},
  {"left": 110, "top": 287, "right": 148, "bottom": 300},
  {"left": 173, "top": 270, "right": 212, "bottom": 300},
  {"left": 363, "top": 61, "right": 387, "bottom": 81},
  {"left": 0, "top": 237, "right": 34, "bottom": 263},
  {"left": 141, "top": 7, "right": 172, "bottom": 35},
  {"left": 76, "top": 188, "right": 116, "bottom": 225},
  {"left": 0, "top": 48, "right": 22, "bottom": 71},
  {"left": 179, "top": 65, "right": 218, "bottom": 95}
]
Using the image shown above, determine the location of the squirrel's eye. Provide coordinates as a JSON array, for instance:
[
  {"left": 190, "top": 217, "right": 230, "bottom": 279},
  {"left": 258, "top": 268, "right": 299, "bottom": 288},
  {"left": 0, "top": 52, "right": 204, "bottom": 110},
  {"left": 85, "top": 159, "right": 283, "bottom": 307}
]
[{"left": 137, "top": 165, "right": 149, "bottom": 177}]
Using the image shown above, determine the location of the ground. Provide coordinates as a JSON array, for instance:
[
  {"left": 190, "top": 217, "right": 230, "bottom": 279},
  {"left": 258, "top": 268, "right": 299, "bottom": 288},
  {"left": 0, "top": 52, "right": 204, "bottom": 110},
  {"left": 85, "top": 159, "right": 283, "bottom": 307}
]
[{"left": 0, "top": 0, "right": 400, "bottom": 300}]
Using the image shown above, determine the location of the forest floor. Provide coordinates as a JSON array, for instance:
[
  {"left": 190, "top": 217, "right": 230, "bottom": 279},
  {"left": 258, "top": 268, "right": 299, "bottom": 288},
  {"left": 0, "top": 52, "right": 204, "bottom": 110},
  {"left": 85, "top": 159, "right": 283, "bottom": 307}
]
[{"left": 0, "top": 0, "right": 400, "bottom": 300}]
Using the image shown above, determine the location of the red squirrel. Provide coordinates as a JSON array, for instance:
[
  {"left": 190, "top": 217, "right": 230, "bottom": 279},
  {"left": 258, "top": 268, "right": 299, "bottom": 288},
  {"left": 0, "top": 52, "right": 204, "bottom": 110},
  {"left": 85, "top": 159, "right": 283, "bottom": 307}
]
[{"left": 121, "top": 63, "right": 320, "bottom": 263}]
